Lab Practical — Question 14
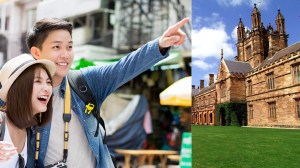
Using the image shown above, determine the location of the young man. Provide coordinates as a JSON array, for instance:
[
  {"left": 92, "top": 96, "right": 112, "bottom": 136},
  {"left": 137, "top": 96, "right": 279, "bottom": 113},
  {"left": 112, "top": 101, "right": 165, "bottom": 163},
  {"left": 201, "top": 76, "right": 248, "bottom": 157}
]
[{"left": 25, "top": 17, "right": 189, "bottom": 167}]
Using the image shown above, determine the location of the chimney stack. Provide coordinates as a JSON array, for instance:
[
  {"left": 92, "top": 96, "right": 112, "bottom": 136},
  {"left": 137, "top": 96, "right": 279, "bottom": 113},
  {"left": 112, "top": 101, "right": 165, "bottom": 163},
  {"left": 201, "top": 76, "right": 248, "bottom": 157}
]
[
  {"left": 209, "top": 74, "right": 214, "bottom": 86},
  {"left": 200, "top": 80, "right": 204, "bottom": 89},
  {"left": 192, "top": 85, "right": 195, "bottom": 89}
]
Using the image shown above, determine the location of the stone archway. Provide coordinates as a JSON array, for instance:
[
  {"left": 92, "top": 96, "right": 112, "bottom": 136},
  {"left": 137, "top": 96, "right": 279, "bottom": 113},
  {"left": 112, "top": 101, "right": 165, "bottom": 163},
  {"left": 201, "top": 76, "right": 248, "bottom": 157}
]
[
  {"left": 192, "top": 113, "right": 194, "bottom": 124},
  {"left": 220, "top": 107, "right": 226, "bottom": 126},
  {"left": 209, "top": 113, "right": 213, "bottom": 124},
  {"left": 199, "top": 113, "right": 202, "bottom": 125}
]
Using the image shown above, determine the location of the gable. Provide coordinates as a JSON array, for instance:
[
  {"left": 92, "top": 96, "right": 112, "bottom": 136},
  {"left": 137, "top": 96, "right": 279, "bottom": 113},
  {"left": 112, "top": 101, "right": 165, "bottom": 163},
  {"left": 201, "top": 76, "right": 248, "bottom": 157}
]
[{"left": 217, "top": 59, "right": 230, "bottom": 81}]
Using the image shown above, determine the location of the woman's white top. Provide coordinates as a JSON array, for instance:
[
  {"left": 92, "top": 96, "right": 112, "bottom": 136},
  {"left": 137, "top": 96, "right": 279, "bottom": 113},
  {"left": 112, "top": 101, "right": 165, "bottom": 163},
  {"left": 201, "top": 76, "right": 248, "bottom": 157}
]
[{"left": 0, "top": 123, "right": 27, "bottom": 168}]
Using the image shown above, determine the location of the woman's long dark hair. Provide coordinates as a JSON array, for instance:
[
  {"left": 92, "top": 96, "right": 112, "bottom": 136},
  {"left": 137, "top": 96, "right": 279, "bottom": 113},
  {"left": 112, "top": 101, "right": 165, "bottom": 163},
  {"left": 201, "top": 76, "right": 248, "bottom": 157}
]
[{"left": 5, "top": 64, "right": 53, "bottom": 129}]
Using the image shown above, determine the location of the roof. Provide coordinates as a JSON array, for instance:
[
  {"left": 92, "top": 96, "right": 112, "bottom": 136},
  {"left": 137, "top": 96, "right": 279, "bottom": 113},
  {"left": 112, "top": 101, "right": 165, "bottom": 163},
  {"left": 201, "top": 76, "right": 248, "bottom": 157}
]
[
  {"left": 224, "top": 60, "right": 253, "bottom": 74},
  {"left": 198, "top": 83, "right": 216, "bottom": 95},
  {"left": 192, "top": 88, "right": 199, "bottom": 96},
  {"left": 255, "top": 41, "right": 300, "bottom": 70}
]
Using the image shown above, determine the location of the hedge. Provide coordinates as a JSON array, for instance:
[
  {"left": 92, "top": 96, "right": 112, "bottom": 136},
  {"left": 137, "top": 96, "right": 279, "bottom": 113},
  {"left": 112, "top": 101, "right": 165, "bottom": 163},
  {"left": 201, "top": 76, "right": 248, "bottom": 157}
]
[{"left": 216, "top": 102, "right": 247, "bottom": 126}]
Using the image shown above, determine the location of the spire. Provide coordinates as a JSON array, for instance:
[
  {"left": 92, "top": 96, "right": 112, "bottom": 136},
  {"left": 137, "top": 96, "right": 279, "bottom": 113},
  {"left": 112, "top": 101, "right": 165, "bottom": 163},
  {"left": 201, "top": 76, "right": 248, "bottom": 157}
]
[
  {"left": 251, "top": 3, "right": 262, "bottom": 30},
  {"left": 237, "top": 18, "right": 245, "bottom": 42},
  {"left": 252, "top": 3, "right": 259, "bottom": 14},
  {"left": 276, "top": 9, "right": 285, "bottom": 34},
  {"left": 221, "top": 49, "right": 224, "bottom": 60},
  {"left": 276, "top": 9, "right": 284, "bottom": 20},
  {"left": 238, "top": 18, "right": 244, "bottom": 28}
]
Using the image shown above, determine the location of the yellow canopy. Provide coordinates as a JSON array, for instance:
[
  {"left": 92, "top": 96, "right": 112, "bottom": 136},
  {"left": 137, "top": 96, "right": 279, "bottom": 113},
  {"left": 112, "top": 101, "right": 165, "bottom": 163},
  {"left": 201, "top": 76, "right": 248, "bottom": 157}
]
[{"left": 159, "top": 76, "right": 191, "bottom": 106}]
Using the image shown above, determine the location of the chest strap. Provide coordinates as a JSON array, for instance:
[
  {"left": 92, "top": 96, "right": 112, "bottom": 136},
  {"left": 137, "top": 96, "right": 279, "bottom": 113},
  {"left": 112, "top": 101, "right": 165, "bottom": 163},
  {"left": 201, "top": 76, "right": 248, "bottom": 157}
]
[
  {"left": 62, "top": 78, "right": 71, "bottom": 162},
  {"left": 35, "top": 78, "right": 71, "bottom": 165}
]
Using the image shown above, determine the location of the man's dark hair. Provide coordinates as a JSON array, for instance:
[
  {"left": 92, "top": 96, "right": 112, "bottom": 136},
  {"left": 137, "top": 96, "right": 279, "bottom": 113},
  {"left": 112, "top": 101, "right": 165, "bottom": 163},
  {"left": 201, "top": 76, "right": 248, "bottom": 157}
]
[
  {"left": 26, "top": 18, "right": 73, "bottom": 51},
  {"left": 6, "top": 64, "right": 53, "bottom": 129}
]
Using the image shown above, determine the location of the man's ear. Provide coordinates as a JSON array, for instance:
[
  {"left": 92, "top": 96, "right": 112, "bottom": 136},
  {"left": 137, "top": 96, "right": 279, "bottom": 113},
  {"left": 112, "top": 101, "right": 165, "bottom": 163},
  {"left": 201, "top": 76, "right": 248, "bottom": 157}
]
[{"left": 30, "top": 47, "right": 41, "bottom": 59}]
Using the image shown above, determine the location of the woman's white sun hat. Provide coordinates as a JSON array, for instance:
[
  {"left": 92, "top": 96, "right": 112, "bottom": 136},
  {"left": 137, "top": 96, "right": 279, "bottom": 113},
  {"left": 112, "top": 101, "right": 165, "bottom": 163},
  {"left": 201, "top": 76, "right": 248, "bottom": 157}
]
[{"left": 0, "top": 53, "right": 56, "bottom": 101}]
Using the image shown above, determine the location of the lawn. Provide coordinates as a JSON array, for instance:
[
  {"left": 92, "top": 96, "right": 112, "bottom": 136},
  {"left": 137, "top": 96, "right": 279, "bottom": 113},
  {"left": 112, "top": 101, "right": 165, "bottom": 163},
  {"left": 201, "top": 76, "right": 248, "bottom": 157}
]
[{"left": 192, "top": 126, "right": 300, "bottom": 168}]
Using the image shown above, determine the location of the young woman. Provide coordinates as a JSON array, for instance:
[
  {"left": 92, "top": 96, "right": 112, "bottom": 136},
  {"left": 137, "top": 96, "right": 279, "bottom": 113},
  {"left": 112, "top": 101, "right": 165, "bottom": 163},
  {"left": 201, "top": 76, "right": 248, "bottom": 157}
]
[{"left": 0, "top": 53, "right": 55, "bottom": 168}]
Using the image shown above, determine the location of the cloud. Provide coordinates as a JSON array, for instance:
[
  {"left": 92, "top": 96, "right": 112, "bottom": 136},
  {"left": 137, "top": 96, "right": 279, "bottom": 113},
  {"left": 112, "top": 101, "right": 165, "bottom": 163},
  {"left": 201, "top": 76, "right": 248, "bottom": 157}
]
[
  {"left": 191, "top": 59, "right": 216, "bottom": 70},
  {"left": 216, "top": 0, "right": 243, "bottom": 7},
  {"left": 216, "top": 0, "right": 270, "bottom": 9},
  {"left": 250, "top": 0, "right": 271, "bottom": 9},
  {"left": 192, "top": 13, "right": 236, "bottom": 83},
  {"left": 192, "top": 12, "right": 220, "bottom": 29},
  {"left": 192, "top": 20, "right": 235, "bottom": 60},
  {"left": 231, "top": 26, "right": 238, "bottom": 42},
  {"left": 193, "top": 17, "right": 202, "bottom": 26}
]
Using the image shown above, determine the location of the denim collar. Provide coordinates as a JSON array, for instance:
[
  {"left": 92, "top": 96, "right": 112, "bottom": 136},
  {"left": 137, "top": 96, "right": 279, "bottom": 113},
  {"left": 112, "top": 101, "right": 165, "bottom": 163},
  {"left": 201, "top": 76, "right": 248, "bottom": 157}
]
[{"left": 58, "top": 76, "right": 67, "bottom": 98}]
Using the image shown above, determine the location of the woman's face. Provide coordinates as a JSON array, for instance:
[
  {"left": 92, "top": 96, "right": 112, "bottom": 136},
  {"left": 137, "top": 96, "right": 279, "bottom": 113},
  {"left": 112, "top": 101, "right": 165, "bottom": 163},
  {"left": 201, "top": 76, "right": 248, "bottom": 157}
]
[{"left": 31, "top": 68, "right": 52, "bottom": 115}]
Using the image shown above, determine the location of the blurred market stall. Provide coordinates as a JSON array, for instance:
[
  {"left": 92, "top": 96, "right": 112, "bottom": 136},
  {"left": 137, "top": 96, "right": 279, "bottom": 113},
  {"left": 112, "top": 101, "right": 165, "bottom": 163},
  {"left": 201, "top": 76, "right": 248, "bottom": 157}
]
[{"left": 159, "top": 76, "right": 191, "bottom": 107}]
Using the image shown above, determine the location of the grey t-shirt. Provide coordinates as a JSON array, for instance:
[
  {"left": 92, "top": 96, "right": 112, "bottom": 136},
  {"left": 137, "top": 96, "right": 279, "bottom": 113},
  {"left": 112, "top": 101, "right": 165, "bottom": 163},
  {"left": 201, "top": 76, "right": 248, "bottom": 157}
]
[{"left": 44, "top": 86, "right": 96, "bottom": 167}]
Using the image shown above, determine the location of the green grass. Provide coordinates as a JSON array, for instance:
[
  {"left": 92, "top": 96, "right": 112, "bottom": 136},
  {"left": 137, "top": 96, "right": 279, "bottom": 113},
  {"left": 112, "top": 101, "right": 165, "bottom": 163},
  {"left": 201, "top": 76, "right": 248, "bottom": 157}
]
[{"left": 192, "top": 126, "right": 300, "bottom": 168}]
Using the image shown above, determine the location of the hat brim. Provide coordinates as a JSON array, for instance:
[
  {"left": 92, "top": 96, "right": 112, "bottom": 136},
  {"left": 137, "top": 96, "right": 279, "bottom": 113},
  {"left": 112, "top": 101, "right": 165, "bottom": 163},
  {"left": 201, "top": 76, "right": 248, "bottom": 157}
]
[{"left": 0, "top": 59, "right": 56, "bottom": 101}]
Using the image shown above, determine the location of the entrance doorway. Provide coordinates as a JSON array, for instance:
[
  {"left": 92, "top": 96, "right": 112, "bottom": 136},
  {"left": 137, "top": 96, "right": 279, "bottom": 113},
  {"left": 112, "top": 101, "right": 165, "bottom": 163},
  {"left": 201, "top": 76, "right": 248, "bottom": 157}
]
[
  {"left": 220, "top": 107, "right": 226, "bottom": 126},
  {"left": 209, "top": 113, "right": 213, "bottom": 124}
]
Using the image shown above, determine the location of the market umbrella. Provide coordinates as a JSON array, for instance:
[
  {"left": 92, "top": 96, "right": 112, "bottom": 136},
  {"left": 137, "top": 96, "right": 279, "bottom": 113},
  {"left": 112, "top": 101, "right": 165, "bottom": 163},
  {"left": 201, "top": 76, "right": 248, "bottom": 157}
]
[{"left": 159, "top": 76, "right": 191, "bottom": 106}]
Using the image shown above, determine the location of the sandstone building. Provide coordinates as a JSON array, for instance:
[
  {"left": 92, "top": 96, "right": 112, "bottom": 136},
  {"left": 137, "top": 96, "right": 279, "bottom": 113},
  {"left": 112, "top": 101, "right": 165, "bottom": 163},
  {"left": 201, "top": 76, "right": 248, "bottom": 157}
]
[
  {"left": 192, "top": 75, "right": 216, "bottom": 125},
  {"left": 192, "top": 4, "right": 300, "bottom": 128}
]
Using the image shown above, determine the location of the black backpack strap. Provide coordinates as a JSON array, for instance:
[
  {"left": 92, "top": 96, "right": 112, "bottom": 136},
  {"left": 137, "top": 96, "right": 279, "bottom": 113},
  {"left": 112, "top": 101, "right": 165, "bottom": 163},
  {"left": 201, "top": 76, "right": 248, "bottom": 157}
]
[
  {"left": 67, "top": 70, "right": 107, "bottom": 143},
  {"left": 0, "top": 113, "right": 6, "bottom": 141}
]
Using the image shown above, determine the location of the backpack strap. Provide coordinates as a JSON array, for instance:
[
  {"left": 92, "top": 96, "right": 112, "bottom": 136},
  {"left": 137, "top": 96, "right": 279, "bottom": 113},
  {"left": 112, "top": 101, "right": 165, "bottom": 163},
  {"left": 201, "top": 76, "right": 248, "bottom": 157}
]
[
  {"left": 0, "top": 113, "right": 6, "bottom": 141},
  {"left": 67, "top": 70, "right": 107, "bottom": 144}
]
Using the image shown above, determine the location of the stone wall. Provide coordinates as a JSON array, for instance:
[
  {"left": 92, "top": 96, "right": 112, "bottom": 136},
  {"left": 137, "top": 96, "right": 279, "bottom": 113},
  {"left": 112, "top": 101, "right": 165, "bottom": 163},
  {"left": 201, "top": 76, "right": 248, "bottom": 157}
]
[
  {"left": 247, "top": 52, "right": 300, "bottom": 127},
  {"left": 192, "top": 89, "right": 217, "bottom": 125}
]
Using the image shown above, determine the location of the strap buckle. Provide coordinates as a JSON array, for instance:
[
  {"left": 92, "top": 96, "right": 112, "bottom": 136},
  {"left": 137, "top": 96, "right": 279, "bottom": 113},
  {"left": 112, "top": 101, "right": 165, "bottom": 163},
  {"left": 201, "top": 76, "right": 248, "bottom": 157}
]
[{"left": 85, "top": 103, "right": 95, "bottom": 114}]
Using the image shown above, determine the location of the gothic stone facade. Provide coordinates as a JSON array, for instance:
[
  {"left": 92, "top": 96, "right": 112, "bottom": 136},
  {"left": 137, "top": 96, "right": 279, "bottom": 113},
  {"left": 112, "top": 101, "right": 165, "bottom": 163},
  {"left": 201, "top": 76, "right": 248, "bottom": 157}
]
[
  {"left": 247, "top": 44, "right": 300, "bottom": 127},
  {"left": 192, "top": 80, "right": 216, "bottom": 125}
]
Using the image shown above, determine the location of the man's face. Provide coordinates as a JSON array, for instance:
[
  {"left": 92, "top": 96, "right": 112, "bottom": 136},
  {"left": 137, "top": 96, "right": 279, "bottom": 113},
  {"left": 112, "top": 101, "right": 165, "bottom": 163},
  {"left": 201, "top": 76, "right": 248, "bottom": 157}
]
[{"left": 36, "top": 29, "right": 73, "bottom": 80}]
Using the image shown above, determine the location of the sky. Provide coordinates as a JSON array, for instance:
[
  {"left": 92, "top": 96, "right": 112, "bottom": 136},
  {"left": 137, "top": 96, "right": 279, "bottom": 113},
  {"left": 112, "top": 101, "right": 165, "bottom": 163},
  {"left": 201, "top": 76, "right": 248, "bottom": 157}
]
[{"left": 192, "top": 0, "right": 300, "bottom": 88}]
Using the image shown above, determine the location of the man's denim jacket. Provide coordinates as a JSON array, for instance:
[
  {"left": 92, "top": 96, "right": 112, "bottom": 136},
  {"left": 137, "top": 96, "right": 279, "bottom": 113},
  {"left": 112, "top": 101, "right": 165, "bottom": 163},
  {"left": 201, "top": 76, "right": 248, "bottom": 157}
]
[{"left": 25, "top": 39, "right": 169, "bottom": 168}]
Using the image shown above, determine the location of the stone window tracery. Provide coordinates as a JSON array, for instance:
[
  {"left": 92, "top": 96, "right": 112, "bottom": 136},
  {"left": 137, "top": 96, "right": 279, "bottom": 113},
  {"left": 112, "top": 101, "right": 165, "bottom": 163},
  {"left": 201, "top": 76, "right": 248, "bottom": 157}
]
[
  {"left": 296, "top": 99, "right": 300, "bottom": 118},
  {"left": 268, "top": 102, "right": 276, "bottom": 119},
  {"left": 248, "top": 105, "right": 253, "bottom": 119},
  {"left": 248, "top": 80, "right": 252, "bottom": 95},
  {"left": 266, "top": 72, "right": 275, "bottom": 90},
  {"left": 292, "top": 64, "right": 300, "bottom": 84}
]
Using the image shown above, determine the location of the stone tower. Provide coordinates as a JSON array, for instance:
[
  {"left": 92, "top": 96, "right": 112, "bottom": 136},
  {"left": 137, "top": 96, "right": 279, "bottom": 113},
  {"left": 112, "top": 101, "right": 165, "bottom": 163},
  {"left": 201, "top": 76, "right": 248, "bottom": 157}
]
[{"left": 235, "top": 4, "right": 288, "bottom": 68}]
